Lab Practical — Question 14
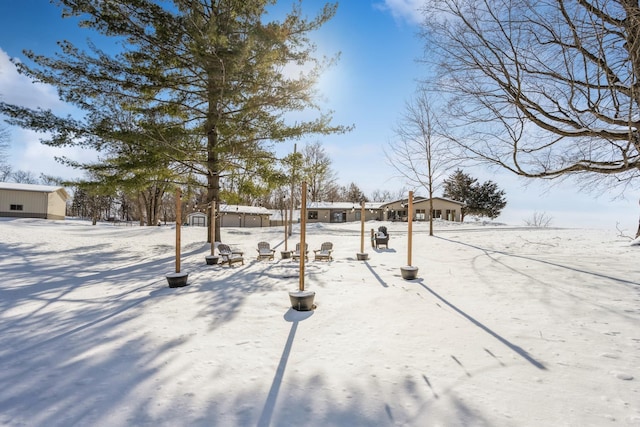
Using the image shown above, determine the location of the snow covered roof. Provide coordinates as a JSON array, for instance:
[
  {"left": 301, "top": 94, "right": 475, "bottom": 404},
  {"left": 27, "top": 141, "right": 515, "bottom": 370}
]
[
  {"left": 0, "top": 182, "right": 70, "bottom": 200},
  {"left": 268, "top": 209, "right": 301, "bottom": 221},
  {"left": 381, "top": 196, "right": 465, "bottom": 207},
  {"left": 218, "top": 204, "right": 271, "bottom": 215},
  {"left": 306, "top": 201, "right": 385, "bottom": 210}
]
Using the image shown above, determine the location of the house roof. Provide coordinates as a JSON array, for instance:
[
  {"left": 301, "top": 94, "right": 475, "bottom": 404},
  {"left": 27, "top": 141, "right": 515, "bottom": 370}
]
[
  {"left": 268, "top": 209, "right": 301, "bottom": 222},
  {"left": 218, "top": 204, "right": 271, "bottom": 215},
  {"left": 0, "top": 182, "right": 70, "bottom": 200},
  {"left": 306, "top": 201, "right": 385, "bottom": 210},
  {"left": 380, "top": 196, "right": 465, "bottom": 207}
]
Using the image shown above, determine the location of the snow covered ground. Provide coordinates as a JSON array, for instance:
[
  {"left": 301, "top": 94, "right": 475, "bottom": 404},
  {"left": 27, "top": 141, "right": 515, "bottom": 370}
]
[{"left": 0, "top": 217, "right": 639, "bottom": 426}]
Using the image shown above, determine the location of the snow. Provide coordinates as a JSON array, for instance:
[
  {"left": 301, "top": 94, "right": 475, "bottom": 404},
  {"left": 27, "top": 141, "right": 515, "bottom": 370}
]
[{"left": 1, "top": 217, "right": 639, "bottom": 427}]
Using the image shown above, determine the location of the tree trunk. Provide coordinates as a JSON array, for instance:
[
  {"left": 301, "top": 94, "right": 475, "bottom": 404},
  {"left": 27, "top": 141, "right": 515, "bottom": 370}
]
[
  {"left": 137, "top": 192, "right": 145, "bottom": 226},
  {"left": 206, "top": 97, "right": 221, "bottom": 243},
  {"left": 428, "top": 195, "right": 434, "bottom": 236}
]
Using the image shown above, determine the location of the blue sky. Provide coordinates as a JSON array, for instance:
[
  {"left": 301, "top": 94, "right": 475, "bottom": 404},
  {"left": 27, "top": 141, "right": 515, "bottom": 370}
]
[{"left": 0, "top": 0, "right": 638, "bottom": 230}]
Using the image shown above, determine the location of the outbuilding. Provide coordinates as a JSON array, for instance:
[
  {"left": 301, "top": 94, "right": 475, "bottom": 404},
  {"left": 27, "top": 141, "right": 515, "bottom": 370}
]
[
  {"left": 0, "top": 182, "right": 70, "bottom": 220},
  {"left": 219, "top": 204, "right": 271, "bottom": 228}
]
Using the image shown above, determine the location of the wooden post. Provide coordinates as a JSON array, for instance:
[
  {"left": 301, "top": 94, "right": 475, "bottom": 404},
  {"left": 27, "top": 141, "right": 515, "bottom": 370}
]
[
  {"left": 210, "top": 200, "right": 216, "bottom": 256},
  {"left": 289, "top": 143, "right": 296, "bottom": 238},
  {"left": 176, "top": 188, "right": 182, "bottom": 273},
  {"left": 299, "top": 181, "right": 307, "bottom": 291},
  {"left": 408, "top": 191, "right": 413, "bottom": 267},
  {"left": 360, "top": 201, "right": 365, "bottom": 253},
  {"left": 284, "top": 205, "right": 288, "bottom": 251}
]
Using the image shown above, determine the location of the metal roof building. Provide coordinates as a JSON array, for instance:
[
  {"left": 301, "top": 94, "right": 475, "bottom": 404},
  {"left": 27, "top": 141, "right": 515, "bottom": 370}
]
[{"left": 0, "top": 182, "right": 70, "bottom": 220}]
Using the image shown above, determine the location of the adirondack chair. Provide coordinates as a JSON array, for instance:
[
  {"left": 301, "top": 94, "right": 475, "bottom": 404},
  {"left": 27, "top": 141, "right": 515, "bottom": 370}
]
[
  {"left": 292, "top": 243, "right": 308, "bottom": 262},
  {"left": 218, "top": 243, "right": 244, "bottom": 266},
  {"left": 374, "top": 226, "right": 389, "bottom": 249},
  {"left": 256, "top": 241, "right": 275, "bottom": 261},
  {"left": 313, "top": 242, "right": 333, "bottom": 261}
]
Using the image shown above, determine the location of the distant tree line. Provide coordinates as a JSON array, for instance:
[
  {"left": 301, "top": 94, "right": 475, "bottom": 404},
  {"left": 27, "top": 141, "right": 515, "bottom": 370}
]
[{"left": 60, "top": 141, "right": 380, "bottom": 224}]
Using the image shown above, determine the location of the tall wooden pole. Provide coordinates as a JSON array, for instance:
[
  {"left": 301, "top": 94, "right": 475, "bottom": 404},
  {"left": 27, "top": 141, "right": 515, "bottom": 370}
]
[
  {"left": 214, "top": 200, "right": 216, "bottom": 255},
  {"left": 289, "top": 143, "right": 296, "bottom": 237},
  {"left": 407, "top": 191, "right": 413, "bottom": 266},
  {"left": 299, "top": 181, "right": 307, "bottom": 291},
  {"left": 176, "top": 188, "right": 182, "bottom": 273},
  {"left": 360, "top": 201, "right": 366, "bottom": 253},
  {"left": 284, "top": 205, "right": 288, "bottom": 251}
]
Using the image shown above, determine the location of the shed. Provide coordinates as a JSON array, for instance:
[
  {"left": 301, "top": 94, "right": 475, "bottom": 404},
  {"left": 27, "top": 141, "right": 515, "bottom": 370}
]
[
  {"left": 186, "top": 211, "right": 208, "bottom": 227},
  {"left": 0, "top": 182, "right": 70, "bottom": 220},
  {"left": 219, "top": 204, "right": 271, "bottom": 228}
]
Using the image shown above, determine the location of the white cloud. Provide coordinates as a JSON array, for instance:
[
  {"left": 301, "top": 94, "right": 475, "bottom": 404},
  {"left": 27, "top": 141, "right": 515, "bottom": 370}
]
[
  {"left": 0, "top": 49, "right": 65, "bottom": 110},
  {"left": 374, "top": 0, "right": 425, "bottom": 25},
  {"left": 0, "top": 48, "right": 91, "bottom": 181}
]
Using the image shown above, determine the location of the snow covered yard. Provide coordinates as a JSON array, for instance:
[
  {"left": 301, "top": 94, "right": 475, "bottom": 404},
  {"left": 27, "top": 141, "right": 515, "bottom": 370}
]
[{"left": 0, "top": 218, "right": 638, "bottom": 426}]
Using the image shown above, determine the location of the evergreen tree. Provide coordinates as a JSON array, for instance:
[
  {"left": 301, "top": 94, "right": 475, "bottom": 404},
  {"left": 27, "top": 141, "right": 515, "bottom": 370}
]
[
  {"left": 0, "top": 0, "right": 349, "bottom": 238},
  {"left": 442, "top": 169, "right": 476, "bottom": 211},
  {"left": 468, "top": 181, "right": 507, "bottom": 219},
  {"left": 443, "top": 169, "right": 506, "bottom": 220}
]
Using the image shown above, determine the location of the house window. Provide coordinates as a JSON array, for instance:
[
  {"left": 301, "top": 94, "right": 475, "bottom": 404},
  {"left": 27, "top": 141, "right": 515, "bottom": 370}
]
[
  {"left": 416, "top": 209, "right": 426, "bottom": 220},
  {"left": 308, "top": 211, "right": 318, "bottom": 220},
  {"left": 432, "top": 209, "right": 442, "bottom": 219},
  {"left": 10, "top": 204, "right": 24, "bottom": 211}
]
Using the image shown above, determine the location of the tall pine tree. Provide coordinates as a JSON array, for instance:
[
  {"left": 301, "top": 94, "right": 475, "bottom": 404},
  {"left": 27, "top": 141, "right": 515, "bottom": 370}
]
[{"left": 1, "top": 0, "right": 349, "bottom": 236}]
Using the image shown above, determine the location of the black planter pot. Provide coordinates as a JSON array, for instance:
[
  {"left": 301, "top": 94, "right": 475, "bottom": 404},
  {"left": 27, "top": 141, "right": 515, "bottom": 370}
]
[
  {"left": 281, "top": 251, "right": 292, "bottom": 259},
  {"left": 400, "top": 266, "right": 418, "bottom": 280},
  {"left": 166, "top": 272, "right": 189, "bottom": 288},
  {"left": 356, "top": 252, "right": 369, "bottom": 261},
  {"left": 289, "top": 290, "right": 315, "bottom": 311},
  {"left": 205, "top": 255, "right": 219, "bottom": 265}
]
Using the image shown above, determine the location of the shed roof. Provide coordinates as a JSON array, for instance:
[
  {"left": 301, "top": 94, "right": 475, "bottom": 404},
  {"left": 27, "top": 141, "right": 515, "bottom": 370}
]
[{"left": 0, "top": 182, "right": 70, "bottom": 200}]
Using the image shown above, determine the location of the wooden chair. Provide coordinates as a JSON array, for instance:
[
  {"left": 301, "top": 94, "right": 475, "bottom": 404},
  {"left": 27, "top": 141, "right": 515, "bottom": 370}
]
[
  {"left": 292, "top": 243, "right": 308, "bottom": 262},
  {"left": 218, "top": 243, "right": 244, "bottom": 266},
  {"left": 313, "top": 242, "right": 333, "bottom": 261},
  {"left": 256, "top": 241, "right": 275, "bottom": 261},
  {"left": 374, "top": 226, "right": 389, "bottom": 249}
]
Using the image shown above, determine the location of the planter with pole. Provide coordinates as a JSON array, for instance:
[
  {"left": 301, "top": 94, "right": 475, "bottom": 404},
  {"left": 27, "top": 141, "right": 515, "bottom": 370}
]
[
  {"left": 400, "top": 190, "right": 419, "bottom": 280},
  {"left": 289, "top": 181, "right": 316, "bottom": 310},
  {"left": 356, "top": 200, "right": 369, "bottom": 261},
  {"left": 167, "top": 188, "right": 189, "bottom": 287}
]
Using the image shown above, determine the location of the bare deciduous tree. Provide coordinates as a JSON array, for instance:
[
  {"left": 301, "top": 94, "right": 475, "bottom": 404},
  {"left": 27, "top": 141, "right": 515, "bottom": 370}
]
[
  {"left": 0, "top": 126, "right": 11, "bottom": 181},
  {"left": 10, "top": 170, "right": 39, "bottom": 184},
  {"left": 302, "top": 141, "right": 338, "bottom": 202},
  {"left": 524, "top": 211, "right": 554, "bottom": 228},
  {"left": 421, "top": 0, "right": 640, "bottom": 194},
  {"left": 386, "top": 90, "right": 456, "bottom": 235}
]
